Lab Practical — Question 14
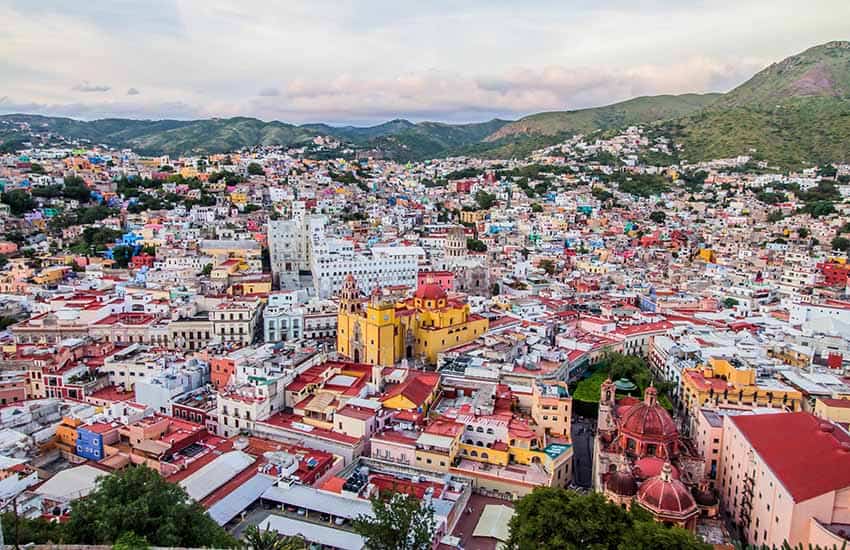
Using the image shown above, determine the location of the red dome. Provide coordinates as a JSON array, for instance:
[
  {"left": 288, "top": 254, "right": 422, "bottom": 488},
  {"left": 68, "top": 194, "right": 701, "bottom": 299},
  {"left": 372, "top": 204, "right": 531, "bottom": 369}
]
[
  {"left": 415, "top": 283, "right": 447, "bottom": 301},
  {"left": 636, "top": 463, "right": 697, "bottom": 519},
  {"left": 605, "top": 469, "right": 637, "bottom": 496},
  {"left": 619, "top": 399, "right": 677, "bottom": 441},
  {"left": 634, "top": 457, "right": 679, "bottom": 480}
]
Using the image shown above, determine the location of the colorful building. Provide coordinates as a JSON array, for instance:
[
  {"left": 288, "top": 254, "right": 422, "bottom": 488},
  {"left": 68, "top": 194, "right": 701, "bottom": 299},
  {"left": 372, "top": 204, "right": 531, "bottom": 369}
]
[
  {"left": 337, "top": 276, "right": 488, "bottom": 366},
  {"left": 681, "top": 358, "right": 803, "bottom": 428},
  {"left": 719, "top": 412, "right": 850, "bottom": 548}
]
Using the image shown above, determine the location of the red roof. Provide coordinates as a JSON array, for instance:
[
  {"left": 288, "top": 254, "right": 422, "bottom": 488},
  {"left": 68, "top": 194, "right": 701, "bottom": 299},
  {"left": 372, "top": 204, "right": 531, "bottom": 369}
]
[
  {"left": 731, "top": 412, "right": 850, "bottom": 502},
  {"left": 382, "top": 372, "right": 438, "bottom": 408},
  {"left": 336, "top": 404, "right": 377, "bottom": 421},
  {"left": 619, "top": 388, "right": 677, "bottom": 441},
  {"left": 414, "top": 283, "right": 447, "bottom": 301},
  {"left": 636, "top": 464, "right": 696, "bottom": 517}
]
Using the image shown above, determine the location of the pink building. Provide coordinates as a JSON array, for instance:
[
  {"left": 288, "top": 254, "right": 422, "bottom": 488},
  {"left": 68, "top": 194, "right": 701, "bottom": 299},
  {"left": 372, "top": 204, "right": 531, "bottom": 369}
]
[
  {"left": 370, "top": 430, "right": 417, "bottom": 466},
  {"left": 417, "top": 270, "right": 453, "bottom": 292},
  {"left": 692, "top": 408, "right": 725, "bottom": 488},
  {"left": 719, "top": 412, "right": 850, "bottom": 548}
]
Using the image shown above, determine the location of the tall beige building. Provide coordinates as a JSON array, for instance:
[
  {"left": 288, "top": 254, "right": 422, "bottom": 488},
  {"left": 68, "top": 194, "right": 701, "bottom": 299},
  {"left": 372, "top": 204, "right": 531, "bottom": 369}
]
[{"left": 719, "top": 412, "right": 850, "bottom": 549}]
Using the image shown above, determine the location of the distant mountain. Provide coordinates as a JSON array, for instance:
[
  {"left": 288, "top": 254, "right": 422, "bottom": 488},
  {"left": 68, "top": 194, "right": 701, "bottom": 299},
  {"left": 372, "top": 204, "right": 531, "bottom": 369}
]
[
  {"left": 0, "top": 114, "right": 508, "bottom": 160},
  {"left": 302, "top": 118, "right": 510, "bottom": 161},
  {"left": 301, "top": 119, "right": 417, "bottom": 143},
  {"left": 0, "top": 114, "right": 315, "bottom": 156},
  {"left": 356, "top": 119, "right": 511, "bottom": 161}
]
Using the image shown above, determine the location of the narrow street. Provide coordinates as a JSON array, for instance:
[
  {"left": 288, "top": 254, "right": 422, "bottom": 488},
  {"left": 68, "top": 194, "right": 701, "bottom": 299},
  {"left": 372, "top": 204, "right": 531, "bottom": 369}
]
[{"left": 571, "top": 416, "right": 595, "bottom": 489}]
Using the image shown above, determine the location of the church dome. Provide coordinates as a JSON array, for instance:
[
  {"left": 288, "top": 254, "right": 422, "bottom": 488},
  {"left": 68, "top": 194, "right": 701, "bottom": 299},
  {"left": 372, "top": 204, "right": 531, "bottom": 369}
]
[
  {"left": 605, "top": 469, "right": 638, "bottom": 497},
  {"left": 636, "top": 462, "right": 697, "bottom": 519},
  {"left": 634, "top": 456, "right": 679, "bottom": 480},
  {"left": 619, "top": 386, "right": 677, "bottom": 441},
  {"left": 415, "top": 283, "right": 447, "bottom": 301}
]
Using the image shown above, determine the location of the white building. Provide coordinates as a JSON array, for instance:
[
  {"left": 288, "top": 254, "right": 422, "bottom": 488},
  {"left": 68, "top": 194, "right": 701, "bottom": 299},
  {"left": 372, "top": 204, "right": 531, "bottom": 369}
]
[
  {"left": 311, "top": 239, "right": 424, "bottom": 298},
  {"left": 267, "top": 206, "right": 326, "bottom": 289}
]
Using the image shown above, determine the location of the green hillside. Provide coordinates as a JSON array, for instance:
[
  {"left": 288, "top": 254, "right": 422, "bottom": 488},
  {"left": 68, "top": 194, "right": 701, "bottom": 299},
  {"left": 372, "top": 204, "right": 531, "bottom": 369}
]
[
  {"left": 301, "top": 119, "right": 417, "bottom": 143},
  {"left": 719, "top": 41, "right": 850, "bottom": 107},
  {"left": 0, "top": 114, "right": 507, "bottom": 159},
  {"left": 362, "top": 119, "right": 510, "bottom": 161},
  {"left": 124, "top": 117, "right": 315, "bottom": 155},
  {"left": 669, "top": 98, "right": 850, "bottom": 166},
  {"left": 672, "top": 41, "right": 850, "bottom": 167},
  {"left": 486, "top": 93, "right": 722, "bottom": 141}
]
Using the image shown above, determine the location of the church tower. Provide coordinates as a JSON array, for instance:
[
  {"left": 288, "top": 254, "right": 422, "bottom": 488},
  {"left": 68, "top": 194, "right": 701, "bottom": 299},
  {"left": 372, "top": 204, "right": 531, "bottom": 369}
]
[
  {"left": 444, "top": 225, "right": 467, "bottom": 260},
  {"left": 339, "top": 274, "right": 361, "bottom": 314},
  {"left": 597, "top": 378, "right": 618, "bottom": 433}
]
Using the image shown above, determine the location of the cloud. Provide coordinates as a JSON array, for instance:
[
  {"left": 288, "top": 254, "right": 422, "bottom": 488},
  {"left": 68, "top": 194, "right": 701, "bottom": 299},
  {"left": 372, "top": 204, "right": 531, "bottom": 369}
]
[
  {"left": 0, "top": 97, "right": 205, "bottom": 120},
  {"left": 2, "top": 1, "right": 848, "bottom": 124},
  {"left": 239, "top": 56, "right": 764, "bottom": 124},
  {"left": 72, "top": 81, "right": 111, "bottom": 93},
  {"left": 126, "top": 87, "right": 141, "bottom": 95}
]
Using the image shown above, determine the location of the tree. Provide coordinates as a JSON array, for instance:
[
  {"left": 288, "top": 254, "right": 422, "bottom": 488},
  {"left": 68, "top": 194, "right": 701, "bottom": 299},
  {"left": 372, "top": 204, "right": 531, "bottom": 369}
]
[
  {"left": 723, "top": 297, "right": 740, "bottom": 309},
  {"left": 531, "top": 203, "right": 543, "bottom": 213},
  {"left": 64, "top": 465, "right": 236, "bottom": 547},
  {"left": 818, "top": 164, "right": 838, "bottom": 178},
  {"left": 605, "top": 352, "right": 651, "bottom": 389},
  {"left": 506, "top": 488, "right": 709, "bottom": 550},
  {"left": 113, "top": 531, "right": 150, "bottom": 550},
  {"left": 796, "top": 227, "right": 810, "bottom": 239},
  {"left": 1, "top": 507, "right": 67, "bottom": 545},
  {"left": 0, "top": 254, "right": 8, "bottom": 269},
  {"left": 247, "top": 162, "right": 265, "bottom": 176},
  {"left": 507, "top": 489, "right": 632, "bottom": 549},
  {"left": 1, "top": 190, "right": 37, "bottom": 216},
  {"left": 649, "top": 210, "right": 666, "bottom": 224},
  {"left": 111, "top": 245, "right": 134, "bottom": 268},
  {"left": 466, "top": 238, "right": 487, "bottom": 253},
  {"left": 353, "top": 493, "right": 435, "bottom": 550},
  {"left": 62, "top": 176, "right": 93, "bottom": 202},
  {"left": 832, "top": 237, "right": 850, "bottom": 253},
  {"left": 28, "top": 162, "right": 46, "bottom": 174},
  {"left": 802, "top": 201, "right": 836, "bottom": 219},
  {"left": 242, "top": 525, "right": 306, "bottom": 550},
  {"left": 539, "top": 259, "right": 557, "bottom": 276},
  {"left": 625, "top": 519, "right": 710, "bottom": 550},
  {"left": 202, "top": 263, "right": 214, "bottom": 276},
  {"left": 474, "top": 190, "right": 497, "bottom": 210},
  {"left": 766, "top": 210, "right": 784, "bottom": 223}
]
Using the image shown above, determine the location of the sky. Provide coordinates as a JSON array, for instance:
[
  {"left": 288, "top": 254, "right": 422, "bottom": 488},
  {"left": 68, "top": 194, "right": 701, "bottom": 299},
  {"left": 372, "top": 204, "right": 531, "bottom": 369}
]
[{"left": 1, "top": 0, "right": 848, "bottom": 125}]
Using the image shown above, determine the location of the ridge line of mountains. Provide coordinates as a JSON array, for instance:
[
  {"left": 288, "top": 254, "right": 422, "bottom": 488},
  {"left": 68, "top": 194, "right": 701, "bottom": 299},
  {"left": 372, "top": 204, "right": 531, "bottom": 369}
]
[{"left": 2, "top": 40, "right": 849, "bottom": 167}]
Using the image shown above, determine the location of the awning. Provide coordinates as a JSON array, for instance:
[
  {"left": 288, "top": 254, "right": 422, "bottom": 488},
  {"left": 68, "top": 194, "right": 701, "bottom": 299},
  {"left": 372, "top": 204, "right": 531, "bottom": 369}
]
[
  {"left": 260, "top": 514, "right": 364, "bottom": 550},
  {"left": 208, "top": 473, "right": 276, "bottom": 526},
  {"left": 472, "top": 504, "right": 515, "bottom": 542}
]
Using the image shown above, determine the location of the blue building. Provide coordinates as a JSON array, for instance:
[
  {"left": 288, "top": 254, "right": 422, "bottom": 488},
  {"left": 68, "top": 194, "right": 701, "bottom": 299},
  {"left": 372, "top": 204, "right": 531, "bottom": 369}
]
[{"left": 75, "top": 425, "right": 105, "bottom": 461}]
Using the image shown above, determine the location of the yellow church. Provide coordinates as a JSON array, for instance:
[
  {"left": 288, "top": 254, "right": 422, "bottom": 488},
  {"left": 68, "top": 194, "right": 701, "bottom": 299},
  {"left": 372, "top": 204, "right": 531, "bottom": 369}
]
[{"left": 337, "top": 275, "right": 488, "bottom": 366}]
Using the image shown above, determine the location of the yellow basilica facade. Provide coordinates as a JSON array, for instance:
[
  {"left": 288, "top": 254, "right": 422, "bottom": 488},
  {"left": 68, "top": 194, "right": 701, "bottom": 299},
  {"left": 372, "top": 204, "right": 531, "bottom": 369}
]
[{"left": 337, "top": 275, "right": 488, "bottom": 366}]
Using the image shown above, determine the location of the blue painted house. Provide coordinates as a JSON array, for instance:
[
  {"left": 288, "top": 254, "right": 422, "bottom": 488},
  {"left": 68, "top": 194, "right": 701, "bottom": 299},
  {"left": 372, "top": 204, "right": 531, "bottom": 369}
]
[{"left": 76, "top": 425, "right": 105, "bottom": 460}]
